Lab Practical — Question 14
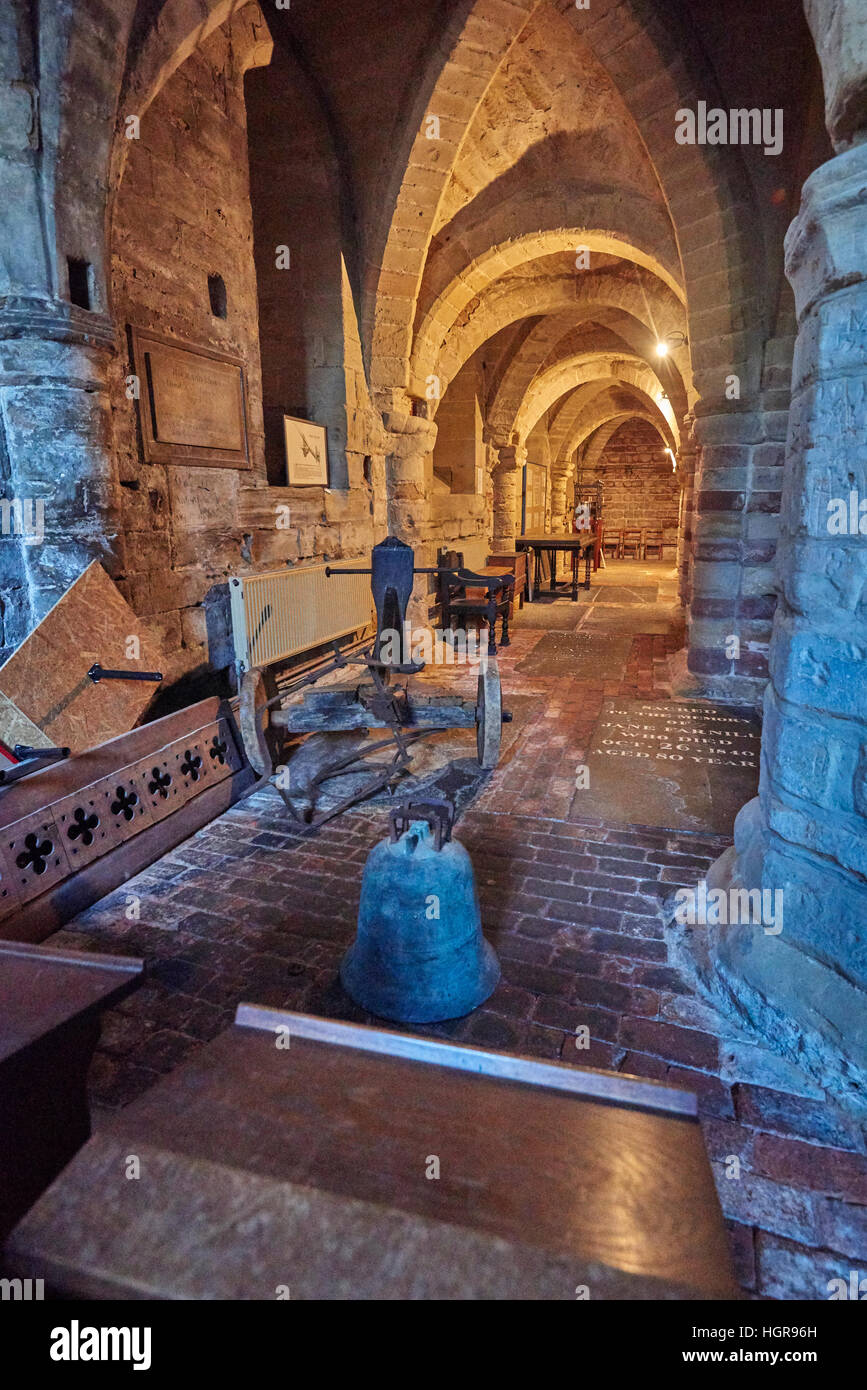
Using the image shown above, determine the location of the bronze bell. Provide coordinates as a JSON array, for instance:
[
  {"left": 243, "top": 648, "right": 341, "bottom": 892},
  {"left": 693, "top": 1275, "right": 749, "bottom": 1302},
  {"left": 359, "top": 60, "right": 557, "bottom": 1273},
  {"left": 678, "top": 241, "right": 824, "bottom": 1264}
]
[{"left": 340, "top": 801, "right": 500, "bottom": 1023}]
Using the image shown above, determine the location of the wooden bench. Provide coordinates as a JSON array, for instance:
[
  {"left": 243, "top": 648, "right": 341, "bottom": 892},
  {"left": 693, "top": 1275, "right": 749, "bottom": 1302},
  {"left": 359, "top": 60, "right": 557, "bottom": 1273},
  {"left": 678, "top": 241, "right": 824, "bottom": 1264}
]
[
  {"left": 4, "top": 1005, "right": 739, "bottom": 1300},
  {"left": 0, "top": 941, "right": 142, "bottom": 1241},
  {"left": 0, "top": 696, "right": 251, "bottom": 945}
]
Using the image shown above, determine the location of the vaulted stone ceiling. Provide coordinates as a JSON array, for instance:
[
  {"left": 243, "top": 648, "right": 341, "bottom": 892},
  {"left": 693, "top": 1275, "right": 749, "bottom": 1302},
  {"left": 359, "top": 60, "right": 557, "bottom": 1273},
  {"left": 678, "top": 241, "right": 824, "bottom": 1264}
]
[{"left": 263, "top": 0, "right": 827, "bottom": 459}]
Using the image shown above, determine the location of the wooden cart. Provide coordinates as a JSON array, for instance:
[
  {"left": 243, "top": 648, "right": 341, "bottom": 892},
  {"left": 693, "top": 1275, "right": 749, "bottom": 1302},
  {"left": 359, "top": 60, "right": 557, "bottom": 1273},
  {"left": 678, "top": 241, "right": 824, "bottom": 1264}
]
[{"left": 234, "top": 538, "right": 512, "bottom": 827}]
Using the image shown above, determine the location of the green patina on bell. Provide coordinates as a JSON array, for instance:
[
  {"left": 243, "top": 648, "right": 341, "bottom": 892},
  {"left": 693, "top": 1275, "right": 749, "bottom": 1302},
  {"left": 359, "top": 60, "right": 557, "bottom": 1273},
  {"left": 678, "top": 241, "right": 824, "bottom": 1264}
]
[{"left": 340, "top": 801, "right": 500, "bottom": 1023}]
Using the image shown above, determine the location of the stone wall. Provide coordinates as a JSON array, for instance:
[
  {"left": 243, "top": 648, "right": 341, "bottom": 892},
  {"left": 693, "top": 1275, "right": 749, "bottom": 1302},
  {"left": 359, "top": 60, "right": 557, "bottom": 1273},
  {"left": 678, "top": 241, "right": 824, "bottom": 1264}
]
[
  {"left": 686, "top": 401, "right": 785, "bottom": 700},
  {"left": 109, "top": 7, "right": 382, "bottom": 697},
  {"left": 432, "top": 370, "right": 483, "bottom": 496},
  {"left": 109, "top": 8, "right": 268, "bottom": 690},
  {"left": 582, "top": 420, "right": 681, "bottom": 538}
]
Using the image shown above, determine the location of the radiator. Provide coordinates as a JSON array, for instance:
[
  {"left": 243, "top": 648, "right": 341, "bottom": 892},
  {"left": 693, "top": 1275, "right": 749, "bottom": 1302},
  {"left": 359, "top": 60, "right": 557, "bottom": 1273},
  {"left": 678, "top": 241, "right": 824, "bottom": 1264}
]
[{"left": 229, "top": 564, "right": 373, "bottom": 673}]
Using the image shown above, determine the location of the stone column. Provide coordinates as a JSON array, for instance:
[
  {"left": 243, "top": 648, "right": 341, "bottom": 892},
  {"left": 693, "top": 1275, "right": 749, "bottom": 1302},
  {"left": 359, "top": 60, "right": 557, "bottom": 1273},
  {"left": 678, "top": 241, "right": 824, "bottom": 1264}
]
[
  {"left": 685, "top": 403, "right": 784, "bottom": 707},
  {"left": 491, "top": 444, "right": 525, "bottom": 552},
  {"left": 698, "top": 137, "right": 867, "bottom": 1103},
  {"left": 382, "top": 409, "right": 437, "bottom": 626},
  {"left": 0, "top": 10, "right": 122, "bottom": 661},
  {"left": 675, "top": 415, "right": 697, "bottom": 610},
  {"left": 0, "top": 299, "right": 121, "bottom": 661}
]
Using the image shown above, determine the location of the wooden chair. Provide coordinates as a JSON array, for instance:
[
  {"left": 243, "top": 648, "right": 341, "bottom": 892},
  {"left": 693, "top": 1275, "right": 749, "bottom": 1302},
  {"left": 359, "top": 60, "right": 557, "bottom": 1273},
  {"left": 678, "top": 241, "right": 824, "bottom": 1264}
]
[
  {"left": 603, "top": 529, "right": 622, "bottom": 561},
  {"left": 437, "top": 550, "right": 515, "bottom": 654},
  {"left": 591, "top": 521, "right": 605, "bottom": 571},
  {"left": 621, "top": 528, "right": 643, "bottom": 560},
  {"left": 643, "top": 527, "right": 664, "bottom": 560}
]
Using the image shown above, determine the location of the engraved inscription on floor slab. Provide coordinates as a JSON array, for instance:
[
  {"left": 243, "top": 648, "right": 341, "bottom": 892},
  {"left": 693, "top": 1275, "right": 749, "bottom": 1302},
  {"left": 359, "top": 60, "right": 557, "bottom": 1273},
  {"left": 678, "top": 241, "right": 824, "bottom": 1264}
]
[{"left": 578, "top": 700, "right": 761, "bottom": 835}]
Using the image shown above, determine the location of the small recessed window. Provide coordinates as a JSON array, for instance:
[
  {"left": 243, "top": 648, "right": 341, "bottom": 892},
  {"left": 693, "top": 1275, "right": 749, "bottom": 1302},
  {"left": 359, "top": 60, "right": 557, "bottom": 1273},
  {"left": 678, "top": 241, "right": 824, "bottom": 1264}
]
[
  {"left": 208, "top": 273, "right": 227, "bottom": 319},
  {"left": 67, "top": 258, "right": 93, "bottom": 310}
]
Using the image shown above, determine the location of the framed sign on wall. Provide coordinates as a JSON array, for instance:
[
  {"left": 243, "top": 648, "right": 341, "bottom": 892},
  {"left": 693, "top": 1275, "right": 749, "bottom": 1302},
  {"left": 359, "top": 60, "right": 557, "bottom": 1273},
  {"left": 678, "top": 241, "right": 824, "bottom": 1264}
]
[
  {"left": 284, "top": 416, "right": 328, "bottom": 486},
  {"left": 129, "top": 327, "right": 251, "bottom": 469}
]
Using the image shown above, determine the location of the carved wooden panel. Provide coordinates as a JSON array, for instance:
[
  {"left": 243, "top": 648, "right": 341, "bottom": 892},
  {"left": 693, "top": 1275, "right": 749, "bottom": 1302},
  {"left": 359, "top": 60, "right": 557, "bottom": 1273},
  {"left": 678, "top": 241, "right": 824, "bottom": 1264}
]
[
  {"left": 2, "top": 811, "right": 71, "bottom": 905},
  {"left": 0, "top": 845, "right": 21, "bottom": 922},
  {"left": 95, "top": 769, "right": 156, "bottom": 842},
  {"left": 0, "top": 699, "right": 251, "bottom": 943},
  {"left": 52, "top": 785, "right": 123, "bottom": 872}
]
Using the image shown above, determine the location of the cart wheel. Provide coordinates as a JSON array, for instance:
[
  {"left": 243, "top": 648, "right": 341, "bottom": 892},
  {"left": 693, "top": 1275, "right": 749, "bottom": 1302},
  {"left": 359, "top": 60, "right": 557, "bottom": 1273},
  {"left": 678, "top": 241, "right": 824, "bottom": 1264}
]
[
  {"left": 238, "top": 666, "right": 281, "bottom": 778},
  {"left": 475, "top": 661, "right": 503, "bottom": 770}
]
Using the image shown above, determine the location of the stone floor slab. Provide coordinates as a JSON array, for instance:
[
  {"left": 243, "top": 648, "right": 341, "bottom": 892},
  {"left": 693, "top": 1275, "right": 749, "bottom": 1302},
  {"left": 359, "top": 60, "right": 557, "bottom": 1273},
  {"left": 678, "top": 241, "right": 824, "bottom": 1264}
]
[
  {"left": 580, "top": 699, "right": 761, "bottom": 834},
  {"left": 515, "top": 631, "right": 634, "bottom": 679}
]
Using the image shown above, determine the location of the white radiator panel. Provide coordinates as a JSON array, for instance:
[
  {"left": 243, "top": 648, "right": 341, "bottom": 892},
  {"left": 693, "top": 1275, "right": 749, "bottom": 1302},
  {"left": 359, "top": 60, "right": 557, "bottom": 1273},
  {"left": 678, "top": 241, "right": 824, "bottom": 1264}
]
[{"left": 230, "top": 565, "right": 372, "bottom": 672}]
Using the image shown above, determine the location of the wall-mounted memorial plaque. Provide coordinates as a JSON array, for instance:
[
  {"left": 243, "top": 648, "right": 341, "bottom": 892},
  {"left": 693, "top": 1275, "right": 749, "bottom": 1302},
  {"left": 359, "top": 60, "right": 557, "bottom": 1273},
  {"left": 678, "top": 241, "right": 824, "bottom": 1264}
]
[{"left": 130, "top": 327, "right": 251, "bottom": 469}]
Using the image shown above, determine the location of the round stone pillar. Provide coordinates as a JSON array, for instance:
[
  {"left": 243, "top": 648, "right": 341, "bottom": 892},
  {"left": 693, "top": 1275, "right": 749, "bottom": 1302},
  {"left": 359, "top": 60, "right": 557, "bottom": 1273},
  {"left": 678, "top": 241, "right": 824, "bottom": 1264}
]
[
  {"left": 491, "top": 444, "right": 526, "bottom": 552},
  {"left": 382, "top": 409, "right": 437, "bottom": 626},
  {"left": 675, "top": 416, "right": 697, "bottom": 610},
  {"left": 700, "top": 140, "right": 867, "bottom": 1104},
  {"left": 685, "top": 404, "right": 782, "bottom": 706},
  {"left": 0, "top": 298, "right": 121, "bottom": 660}
]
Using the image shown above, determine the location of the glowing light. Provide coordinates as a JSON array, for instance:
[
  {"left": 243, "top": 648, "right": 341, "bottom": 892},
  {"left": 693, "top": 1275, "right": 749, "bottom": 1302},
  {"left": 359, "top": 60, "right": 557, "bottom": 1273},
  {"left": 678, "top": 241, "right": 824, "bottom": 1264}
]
[{"left": 656, "top": 331, "right": 688, "bottom": 357}]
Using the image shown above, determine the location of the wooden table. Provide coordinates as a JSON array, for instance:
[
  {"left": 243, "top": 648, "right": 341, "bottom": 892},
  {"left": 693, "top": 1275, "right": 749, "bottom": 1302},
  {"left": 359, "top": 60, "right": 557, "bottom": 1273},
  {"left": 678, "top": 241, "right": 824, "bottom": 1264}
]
[
  {"left": 0, "top": 941, "right": 142, "bottom": 1241},
  {"left": 516, "top": 534, "right": 595, "bottom": 600},
  {"left": 5, "top": 1006, "right": 739, "bottom": 1300}
]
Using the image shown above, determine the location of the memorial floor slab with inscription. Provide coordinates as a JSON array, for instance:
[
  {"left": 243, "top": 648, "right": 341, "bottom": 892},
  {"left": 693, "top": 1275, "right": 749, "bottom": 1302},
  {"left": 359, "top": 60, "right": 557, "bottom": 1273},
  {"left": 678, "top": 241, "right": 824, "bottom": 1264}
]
[{"left": 580, "top": 699, "right": 761, "bottom": 834}]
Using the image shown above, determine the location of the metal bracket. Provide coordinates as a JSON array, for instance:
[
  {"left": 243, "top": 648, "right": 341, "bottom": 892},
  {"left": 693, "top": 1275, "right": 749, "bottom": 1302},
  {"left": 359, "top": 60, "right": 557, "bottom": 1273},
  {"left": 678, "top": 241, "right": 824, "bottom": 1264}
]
[
  {"left": 389, "top": 798, "right": 455, "bottom": 851},
  {"left": 88, "top": 664, "right": 163, "bottom": 684},
  {"left": 0, "top": 745, "right": 70, "bottom": 786}
]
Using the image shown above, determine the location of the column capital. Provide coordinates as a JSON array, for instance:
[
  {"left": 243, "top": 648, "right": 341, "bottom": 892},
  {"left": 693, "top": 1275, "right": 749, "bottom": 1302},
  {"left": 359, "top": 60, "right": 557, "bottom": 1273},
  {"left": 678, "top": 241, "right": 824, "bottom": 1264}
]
[
  {"left": 492, "top": 443, "right": 526, "bottom": 473},
  {"left": 382, "top": 410, "right": 437, "bottom": 459},
  {"left": 785, "top": 140, "right": 867, "bottom": 321},
  {"left": 0, "top": 295, "right": 116, "bottom": 352},
  {"left": 804, "top": 0, "right": 867, "bottom": 149}
]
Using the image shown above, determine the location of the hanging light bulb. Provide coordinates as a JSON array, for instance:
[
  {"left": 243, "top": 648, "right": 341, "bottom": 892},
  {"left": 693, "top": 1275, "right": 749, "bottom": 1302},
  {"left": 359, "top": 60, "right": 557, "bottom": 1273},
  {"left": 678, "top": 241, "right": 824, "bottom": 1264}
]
[{"left": 656, "top": 331, "right": 688, "bottom": 357}]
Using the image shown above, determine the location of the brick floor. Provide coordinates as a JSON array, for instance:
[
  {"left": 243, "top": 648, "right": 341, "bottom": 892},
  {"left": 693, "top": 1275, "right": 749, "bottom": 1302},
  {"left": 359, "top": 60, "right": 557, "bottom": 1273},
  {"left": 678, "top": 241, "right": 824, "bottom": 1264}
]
[{"left": 50, "top": 563, "right": 867, "bottom": 1301}]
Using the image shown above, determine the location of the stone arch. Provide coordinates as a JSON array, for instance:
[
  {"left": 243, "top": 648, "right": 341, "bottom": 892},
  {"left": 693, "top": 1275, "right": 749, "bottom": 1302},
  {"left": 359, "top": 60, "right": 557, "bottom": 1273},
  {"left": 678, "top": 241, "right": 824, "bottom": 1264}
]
[
  {"left": 411, "top": 228, "right": 684, "bottom": 389},
  {"left": 511, "top": 353, "right": 678, "bottom": 446},
  {"left": 50, "top": 0, "right": 273, "bottom": 308},
  {"left": 368, "top": 0, "right": 765, "bottom": 412},
  {"left": 485, "top": 309, "right": 689, "bottom": 441},
  {"left": 552, "top": 385, "right": 676, "bottom": 468},
  {"left": 362, "top": 0, "right": 539, "bottom": 403},
  {"left": 580, "top": 413, "right": 672, "bottom": 478},
  {"left": 438, "top": 270, "right": 690, "bottom": 400},
  {"left": 122, "top": 0, "right": 272, "bottom": 124},
  {"left": 416, "top": 185, "right": 682, "bottom": 332}
]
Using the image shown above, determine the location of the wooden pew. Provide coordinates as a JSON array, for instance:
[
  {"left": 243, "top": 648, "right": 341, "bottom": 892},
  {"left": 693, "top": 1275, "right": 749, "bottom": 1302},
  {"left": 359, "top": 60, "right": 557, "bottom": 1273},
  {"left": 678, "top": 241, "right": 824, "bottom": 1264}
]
[
  {"left": 5, "top": 1005, "right": 740, "bottom": 1300},
  {"left": 0, "top": 941, "right": 142, "bottom": 1241}
]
